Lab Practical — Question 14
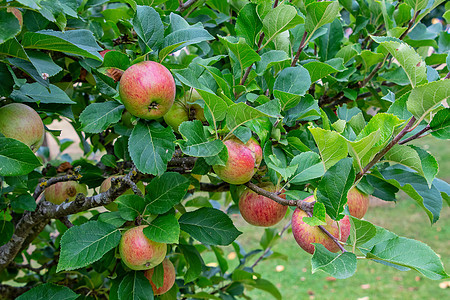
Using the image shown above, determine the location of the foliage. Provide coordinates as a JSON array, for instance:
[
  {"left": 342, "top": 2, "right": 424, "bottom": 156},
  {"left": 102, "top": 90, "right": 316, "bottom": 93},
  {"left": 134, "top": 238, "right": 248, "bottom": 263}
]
[{"left": 0, "top": 0, "right": 449, "bottom": 299}]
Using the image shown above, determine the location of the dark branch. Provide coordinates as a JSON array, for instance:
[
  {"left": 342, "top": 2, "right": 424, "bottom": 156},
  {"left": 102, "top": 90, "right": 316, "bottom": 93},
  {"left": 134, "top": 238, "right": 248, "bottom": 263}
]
[
  {"left": 176, "top": 0, "right": 200, "bottom": 13},
  {"left": 310, "top": 211, "right": 347, "bottom": 253},
  {"left": 33, "top": 171, "right": 81, "bottom": 200},
  {"left": 291, "top": 30, "right": 308, "bottom": 67},
  {"left": 398, "top": 124, "right": 431, "bottom": 145},
  {"left": 0, "top": 284, "right": 32, "bottom": 299},
  {"left": 199, "top": 182, "right": 230, "bottom": 192}
]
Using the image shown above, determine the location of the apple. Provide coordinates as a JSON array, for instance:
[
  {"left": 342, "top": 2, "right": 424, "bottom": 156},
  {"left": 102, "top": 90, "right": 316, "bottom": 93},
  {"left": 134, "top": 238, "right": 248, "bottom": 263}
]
[
  {"left": 119, "top": 225, "right": 167, "bottom": 270},
  {"left": 121, "top": 111, "right": 135, "bottom": 128},
  {"left": 347, "top": 187, "right": 369, "bottom": 219},
  {"left": 119, "top": 61, "right": 176, "bottom": 120},
  {"left": 99, "top": 176, "right": 145, "bottom": 211},
  {"left": 163, "top": 101, "right": 189, "bottom": 133},
  {"left": 44, "top": 181, "right": 88, "bottom": 205},
  {"left": 239, "top": 182, "right": 287, "bottom": 227},
  {"left": 291, "top": 196, "right": 351, "bottom": 254},
  {"left": 213, "top": 137, "right": 262, "bottom": 185},
  {"left": 0, "top": 103, "right": 45, "bottom": 153},
  {"left": 144, "top": 258, "right": 176, "bottom": 296}
]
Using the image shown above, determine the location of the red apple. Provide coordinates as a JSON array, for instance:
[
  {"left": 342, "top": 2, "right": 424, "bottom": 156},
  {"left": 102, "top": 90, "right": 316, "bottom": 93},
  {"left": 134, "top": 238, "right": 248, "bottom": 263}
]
[
  {"left": 119, "top": 225, "right": 167, "bottom": 270},
  {"left": 213, "top": 137, "right": 262, "bottom": 185},
  {"left": 119, "top": 61, "right": 176, "bottom": 120},
  {"left": 347, "top": 187, "right": 369, "bottom": 219},
  {"left": 292, "top": 196, "right": 351, "bottom": 254},
  {"left": 99, "top": 176, "right": 145, "bottom": 211},
  {"left": 44, "top": 181, "right": 88, "bottom": 205},
  {"left": 239, "top": 182, "right": 287, "bottom": 226},
  {"left": 144, "top": 258, "right": 176, "bottom": 296},
  {"left": 0, "top": 103, "right": 44, "bottom": 153}
]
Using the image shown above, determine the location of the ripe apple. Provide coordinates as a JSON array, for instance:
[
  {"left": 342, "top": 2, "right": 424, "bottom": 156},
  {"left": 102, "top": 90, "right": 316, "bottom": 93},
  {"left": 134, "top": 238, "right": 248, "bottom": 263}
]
[
  {"left": 0, "top": 103, "right": 45, "bottom": 153},
  {"left": 44, "top": 181, "right": 88, "bottom": 205},
  {"left": 99, "top": 176, "right": 145, "bottom": 211},
  {"left": 239, "top": 182, "right": 287, "bottom": 227},
  {"left": 144, "top": 258, "right": 176, "bottom": 296},
  {"left": 347, "top": 187, "right": 369, "bottom": 219},
  {"left": 119, "top": 61, "right": 176, "bottom": 120},
  {"left": 213, "top": 137, "right": 262, "bottom": 185},
  {"left": 292, "top": 196, "right": 351, "bottom": 254},
  {"left": 119, "top": 225, "right": 167, "bottom": 270}
]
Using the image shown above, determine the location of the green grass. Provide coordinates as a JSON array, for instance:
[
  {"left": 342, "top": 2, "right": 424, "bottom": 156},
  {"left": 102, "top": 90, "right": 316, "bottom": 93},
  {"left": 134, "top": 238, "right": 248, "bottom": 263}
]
[{"left": 203, "top": 136, "right": 450, "bottom": 299}]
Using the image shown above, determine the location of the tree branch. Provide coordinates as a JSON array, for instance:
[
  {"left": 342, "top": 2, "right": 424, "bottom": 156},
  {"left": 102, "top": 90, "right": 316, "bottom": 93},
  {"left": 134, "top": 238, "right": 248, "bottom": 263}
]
[
  {"left": 310, "top": 211, "right": 347, "bottom": 253},
  {"left": 33, "top": 171, "right": 81, "bottom": 200},
  {"left": 398, "top": 124, "right": 431, "bottom": 145},
  {"left": 0, "top": 284, "right": 32, "bottom": 299},
  {"left": 176, "top": 0, "right": 200, "bottom": 13},
  {"left": 291, "top": 30, "right": 308, "bottom": 67}
]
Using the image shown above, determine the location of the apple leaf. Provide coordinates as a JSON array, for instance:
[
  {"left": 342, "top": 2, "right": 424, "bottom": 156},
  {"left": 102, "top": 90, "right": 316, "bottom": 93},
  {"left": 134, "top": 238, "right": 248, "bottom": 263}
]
[
  {"left": 348, "top": 216, "right": 377, "bottom": 248},
  {"left": 178, "top": 120, "right": 225, "bottom": 157},
  {"left": 274, "top": 66, "right": 311, "bottom": 111},
  {"left": 245, "top": 278, "right": 282, "bottom": 300},
  {"left": 304, "top": 61, "right": 340, "bottom": 83},
  {"left": 179, "top": 244, "right": 204, "bottom": 283},
  {"left": 116, "top": 195, "right": 147, "bottom": 221},
  {"left": 117, "top": 271, "right": 154, "bottom": 300},
  {"left": 10, "top": 82, "right": 76, "bottom": 104},
  {"left": 143, "top": 213, "right": 180, "bottom": 244},
  {"left": 144, "top": 172, "right": 190, "bottom": 215},
  {"left": 79, "top": 101, "right": 124, "bottom": 134},
  {"left": 218, "top": 35, "right": 261, "bottom": 71},
  {"left": 129, "top": 121, "right": 175, "bottom": 175},
  {"left": 289, "top": 151, "right": 325, "bottom": 185},
  {"left": 235, "top": 3, "right": 263, "bottom": 47},
  {"left": 407, "top": 80, "right": 450, "bottom": 121},
  {"left": 311, "top": 244, "right": 357, "bottom": 279},
  {"left": 179, "top": 207, "right": 242, "bottom": 246},
  {"left": 0, "top": 220, "right": 14, "bottom": 246},
  {"left": 305, "top": 1, "right": 340, "bottom": 34},
  {"left": 133, "top": 6, "right": 164, "bottom": 51},
  {"left": 98, "top": 212, "right": 127, "bottom": 228},
  {"left": 430, "top": 108, "right": 450, "bottom": 139},
  {"left": 0, "top": 9, "right": 21, "bottom": 44},
  {"left": 57, "top": 221, "right": 121, "bottom": 272},
  {"left": 256, "top": 50, "right": 290, "bottom": 75},
  {"left": 226, "top": 102, "right": 270, "bottom": 135},
  {"left": 101, "top": 51, "right": 130, "bottom": 71},
  {"left": 302, "top": 201, "right": 327, "bottom": 226},
  {"left": 0, "top": 138, "right": 42, "bottom": 176},
  {"left": 16, "top": 283, "right": 79, "bottom": 300},
  {"left": 309, "top": 127, "right": 348, "bottom": 170},
  {"left": 316, "top": 157, "right": 356, "bottom": 221}
]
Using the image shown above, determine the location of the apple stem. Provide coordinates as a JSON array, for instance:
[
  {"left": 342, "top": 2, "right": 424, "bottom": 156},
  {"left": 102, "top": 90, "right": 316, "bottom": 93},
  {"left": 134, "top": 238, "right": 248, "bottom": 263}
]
[{"left": 307, "top": 212, "right": 347, "bottom": 253}]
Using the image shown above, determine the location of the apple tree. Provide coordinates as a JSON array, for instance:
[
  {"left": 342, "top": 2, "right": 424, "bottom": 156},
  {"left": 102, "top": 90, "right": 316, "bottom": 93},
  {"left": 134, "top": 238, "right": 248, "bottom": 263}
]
[{"left": 1, "top": 0, "right": 450, "bottom": 299}]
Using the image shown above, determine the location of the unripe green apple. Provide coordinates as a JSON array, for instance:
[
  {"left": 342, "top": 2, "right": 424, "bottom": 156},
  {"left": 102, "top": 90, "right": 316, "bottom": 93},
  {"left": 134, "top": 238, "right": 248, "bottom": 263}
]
[
  {"left": 144, "top": 258, "right": 176, "bottom": 296},
  {"left": 239, "top": 182, "right": 287, "bottom": 227},
  {"left": 119, "top": 61, "right": 176, "bottom": 120},
  {"left": 99, "top": 176, "right": 145, "bottom": 211},
  {"left": 292, "top": 196, "right": 351, "bottom": 254},
  {"left": 0, "top": 103, "right": 45, "bottom": 153},
  {"left": 163, "top": 101, "right": 189, "bottom": 133},
  {"left": 44, "top": 181, "right": 88, "bottom": 205},
  {"left": 213, "top": 137, "right": 262, "bottom": 185},
  {"left": 119, "top": 225, "right": 167, "bottom": 270},
  {"left": 347, "top": 187, "right": 369, "bottom": 219}
]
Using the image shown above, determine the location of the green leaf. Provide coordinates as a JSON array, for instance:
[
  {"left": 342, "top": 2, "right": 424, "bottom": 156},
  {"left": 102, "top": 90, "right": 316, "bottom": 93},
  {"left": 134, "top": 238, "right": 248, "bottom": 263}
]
[
  {"left": 179, "top": 207, "right": 242, "bottom": 245},
  {"left": 129, "top": 121, "right": 175, "bottom": 175},
  {"left": 349, "top": 216, "right": 377, "bottom": 247},
  {"left": 246, "top": 278, "right": 282, "bottom": 300},
  {"left": 235, "top": 3, "right": 262, "bottom": 47},
  {"left": 16, "top": 283, "right": 79, "bottom": 300},
  {"left": 360, "top": 226, "right": 448, "bottom": 280},
  {"left": 261, "top": 4, "right": 304, "bottom": 48},
  {"left": 348, "top": 130, "right": 381, "bottom": 172},
  {"left": 303, "top": 201, "right": 327, "bottom": 226},
  {"left": 22, "top": 30, "right": 103, "bottom": 61},
  {"left": 133, "top": 6, "right": 164, "bottom": 50},
  {"left": 118, "top": 271, "right": 154, "bottom": 300},
  {"left": 178, "top": 120, "right": 225, "bottom": 157},
  {"left": 255, "top": 50, "right": 290, "bottom": 75},
  {"left": 371, "top": 37, "right": 427, "bottom": 88},
  {"left": 11, "top": 194, "right": 36, "bottom": 212},
  {"left": 179, "top": 244, "right": 204, "bottom": 283},
  {"left": 98, "top": 212, "right": 127, "bottom": 228},
  {"left": 305, "top": 1, "right": 340, "bottom": 34},
  {"left": 195, "top": 89, "right": 229, "bottom": 122},
  {"left": 80, "top": 102, "right": 124, "bottom": 133},
  {"left": 143, "top": 213, "right": 180, "bottom": 244},
  {"left": 384, "top": 144, "right": 424, "bottom": 175},
  {"left": 317, "top": 157, "right": 355, "bottom": 220},
  {"left": 289, "top": 151, "right": 325, "bottom": 184},
  {"left": 359, "top": 50, "right": 384, "bottom": 71},
  {"left": 27, "top": 50, "right": 63, "bottom": 77},
  {"left": 218, "top": 36, "right": 261, "bottom": 72},
  {"left": 274, "top": 66, "right": 311, "bottom": 110},
  {"left": 145, "top": 172, "right": 190, "bottom": 214},
  {"left": 309, "top": 127, "right": 348, "bottom": 169},
  {"left": 0, "top": 9, "right": 21, "bottom": 45},
  {"left": 304, "top": 61, "right": 340, "bottom": 83},
  {"left": 101, "top": 50, "right": 130, "bottom": 71},
  {"left": 226, "top": 102, "right": 269, "bottom": 134},
  {"left": 317, "top": 19, "right": 344, "bottom": 61},
  {"left": 430, "top": 108, "right": 450, "bottom": 139},
  {"left": 405, "top": 0, "right": 428, "bottom": 12},
  {"left": 0, "top": 220, "right": 14, "bottom": 246},
  {"left": 116, "top": 195, "right": 147, "bottom": 221},
  {"left": 0, "top": 38, "right": 28, "bottom": 60},
  {"left": 57, "top": 221, "right": 121, "bottom": 272},
  {"left": 311, "top": 244, "right": 357, "bottom": 279},
  {"left": 407, "top": 80, "right": 450, "bottom": 121},
  {"left": 0, "top": 138, "right": 42, "bottom": 176},
  {"left": 10, "top": 82, "right": 75, "bottom": 104}
]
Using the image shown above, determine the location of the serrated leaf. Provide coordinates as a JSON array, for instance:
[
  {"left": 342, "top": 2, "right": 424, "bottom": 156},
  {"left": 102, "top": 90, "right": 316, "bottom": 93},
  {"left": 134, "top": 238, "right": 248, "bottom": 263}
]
[
  {"left": 303, "top": 201, "right": 327, "bottom": 226},
  {"left": 143, "top": 214, "right": 180, "bottom": 244},
  {"left": 133, "top": 6, "right": 164, "bottom": 51},
  {"left": 407, "top": 80, "right": 450, "bottom": 121},
  {"left": 349, "top": 216, "right": 377, "bottom": 247},
  {"left": 129, "top": 121, "right": 175, "bottom": 175},
  {"left": 116, "top": 195, "right": 147, "bottom": 221},
  {"left": 57, "top": 221, "right": 121, "bottom": 272},
  {"left": 10, "top": 82, "right": 76, "bottom": 104},
  {"left": 246, "top": 278, "right": 282, "bottom": 300},
  {"left": 80, "top": 102, "right": 124, "bottom": 133},
  {"left": 118, "top": 271, "right": 154, "bottom": 300},
  {"left": 274, "top": 66, "right": 311, "bottom": 110},
  {"left": 145, "top": 172, "right": 190, "bottom": 214},
  {"left": 305, "top": 1, "right": 340, "bottom": 34},
  {"left": 430, "top": 108, "right": 450, "bottom": 139},
  {"left": 178, "top": 120, "right": 224, "bottom": 157},
  {"left": 311, "top": 244, "right": 357, "bottom": 279},
  {"left": 179, "top": 207, "right": 242, "bottom": 245},
  {"left": 317, "top": 157, "right": 355, "bottom": 220},
  {"left": 304, "top": 61, "right": 340, "bottom": 83},
  {"left": 255, "top": 50, "right": 290, "bottom": 75},
  {"left": 179, "top": 244, "right": 204, "bottom": 283},
  {"left": 226, "top": 102, "right": 269, "bottom": 134},
  {"left": 195, "top": 89, "right": 228, "bottom": 122},
  {"left": 347, "top": 130, "right": 381, "bottom": 172},
  {"left": 98, "top": 212, "right": 127, "bottom": 228},
  {"left": 0, "top": 9, "right": 21, "bottom": 45},
  {"left": 11, "top": 194, "right": 36, "bottom": 212},
  {"left": 309, "top": 127, "right": 348, "bottom": 169},
  {"left": 101, "top": 51, "right": 130, "bottom": 71},
  {"left": 218, "top": 36, "right": 261, "bottom": 72},
  {"left": 235, "top": 3, "right": 262, "bottom": 47},
  {"left": 289, "top": 151, "right": 325, "bottom": 184},
  {"left": 0, "top": 138, "right": 42, "bottom": 176},
  {"left": 371, "top": 37, "right": 427, "bottom": 88},
  {"left": 16, "top": 283, "right": 79, "bottom": 300},
  {"left": 405, "top": 0, "right": 428, "bottom": 12}
]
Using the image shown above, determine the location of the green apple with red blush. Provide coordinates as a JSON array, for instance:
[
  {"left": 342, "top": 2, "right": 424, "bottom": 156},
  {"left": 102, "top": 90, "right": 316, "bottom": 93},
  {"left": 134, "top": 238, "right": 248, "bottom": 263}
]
[{"left": 144, "top": 258, "right": 176, "bottom": 296}]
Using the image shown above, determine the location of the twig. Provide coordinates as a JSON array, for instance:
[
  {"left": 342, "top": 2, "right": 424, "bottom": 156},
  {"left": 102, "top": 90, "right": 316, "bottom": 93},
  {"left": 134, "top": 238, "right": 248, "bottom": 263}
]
[
  {"left": 291, "top": 30, "right": 308, "bottom": 67},
  {"left": 0, "top": 284, "right": 32, "bottom": 299},
  {"left": 33, "top": 171, "right": 81, "bottom": 200},
  {"left": 398, "top": 124, "right": 430, "bottom": 145},
  {"left": 58, "top": 216, "right": 74, "bottom": 228},
  {"left": 309, "top": 211, "right": 347, "bottom": 253},
  {"left": 176, "top": 0, "right": 199, "bottom": 13}
]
